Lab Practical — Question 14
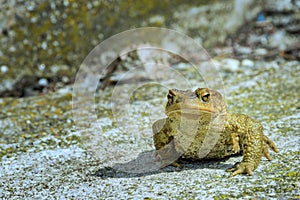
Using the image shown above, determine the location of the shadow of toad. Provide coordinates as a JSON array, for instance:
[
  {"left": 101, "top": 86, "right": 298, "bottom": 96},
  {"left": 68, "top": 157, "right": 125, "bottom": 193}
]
[{"left": 91, "top": 150, "right": 235, "bottom": 179}]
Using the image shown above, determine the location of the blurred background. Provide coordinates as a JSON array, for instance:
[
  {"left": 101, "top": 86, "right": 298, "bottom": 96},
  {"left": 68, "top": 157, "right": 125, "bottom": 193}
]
[{"left": 0, "top": 0, "right": 299, "bottom": 97}]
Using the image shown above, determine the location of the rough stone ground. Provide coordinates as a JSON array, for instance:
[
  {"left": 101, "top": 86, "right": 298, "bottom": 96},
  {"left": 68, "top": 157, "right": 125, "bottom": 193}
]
[
  {"left": 0, "top": 0, "right": 300, "bottom": 199},
  {"left": 1, "top": 59, "right": 299, "bottom": 199}
]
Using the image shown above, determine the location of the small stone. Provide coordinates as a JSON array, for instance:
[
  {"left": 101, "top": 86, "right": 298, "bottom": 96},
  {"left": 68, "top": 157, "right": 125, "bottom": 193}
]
[
  {"left": 38, "top": 78, "right": 48, "bottom": 86},
  {"left": 87, "top": 2, "right": 93, "bottom": 9},
  {"left": 50, "top": 15, "right": 57, "bottom": 24},
  {"left": 63, "top": 0, "right": 69, "bottom": 7},
  {"left": 3, "top": 80, "right": 13, "bottom": 90},
  {"left": 31, "top": 17, "right": 38, "bottom": 23},
  {"left": 255, "top": 48, "right": 267, "bottom": 55},
  {"left": 269, "top": 31, "right": 290, "bottom": 50},
  {"left": 221, "top": 58, "right": 240, "bottom": 72},
  {"left": 241, "top": 59, "right": 255, "bottom": 67},
  {"left": 1, "top": 65, "right": 8, "bottom": 73},
  {"left": 41, "top": 42, "right": 48, "bottom": 50},
  {"left": 176, "top": 63, "right": 190, "bottom": 70},
  {"left": 38, "top": 64, "right": 46, "bottom": 71},
  {"left": 62, "top": 76, "right": 69, "bottom": 83},
  {"left": 53, "top": 41, "right": 59, "bottom": 46},
  {"left": 51, "top": 65, "right": 59, "bottom": 74},
  {"left": 57, "top": 87, "right": 71, "bottom": 94},
  {"left": 235, "top": 46, "right": 252, "bottom": 55},
  {"left": 149, "top": 15, "right": 165, "bottom": 25},
  {"left": 26, "top": 4, "right": 35, "bottom": 11},
  {"left": 9, "top": 46, "right": 16, "bottom": 52}
]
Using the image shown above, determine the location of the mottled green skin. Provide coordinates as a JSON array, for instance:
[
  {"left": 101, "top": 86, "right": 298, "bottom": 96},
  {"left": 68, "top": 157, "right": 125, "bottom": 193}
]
[{"left": 153, "top": 88, "right": 278, "bottom": 176}]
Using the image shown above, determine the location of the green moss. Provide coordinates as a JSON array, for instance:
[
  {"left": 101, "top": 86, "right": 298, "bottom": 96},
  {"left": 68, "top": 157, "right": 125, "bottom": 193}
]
[
  {"left": 213, "top": 194, "right": 235, "bottom": 200},
  {"left": 0, "top": 93, "right": 79, "bottom": 159}
]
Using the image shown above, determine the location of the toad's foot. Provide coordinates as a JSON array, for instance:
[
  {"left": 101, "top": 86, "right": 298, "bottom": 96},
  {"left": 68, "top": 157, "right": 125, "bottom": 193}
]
[
  {"left": 226, "top": 162, "right": 255, "bottom": 176},
  {"left": 262, "top": 135, "right": 279, "bottom": 160}
]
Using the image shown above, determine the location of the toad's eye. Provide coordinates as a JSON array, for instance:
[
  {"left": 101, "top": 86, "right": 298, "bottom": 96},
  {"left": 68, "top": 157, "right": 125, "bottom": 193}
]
[
  {"left": 195, "top": 88, "right": 211, "bottom": 102},
  {"left": 201, "top": 92, "right": 210, "bottom": 102}
]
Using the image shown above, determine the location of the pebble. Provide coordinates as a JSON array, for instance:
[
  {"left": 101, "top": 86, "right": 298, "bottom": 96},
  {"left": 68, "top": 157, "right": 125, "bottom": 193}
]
[
  {"left": 255, "top": 48, "right": 268, "bottom": 55},
  {"left": 1, "top": 65, "right": 8, "bottom": 73},
  {"left": 38, "top": 78, "right": 48, "bottom": 86},
  {"left": 9, "top": 46, "right": 16, "bottom": 52},
  {"left": 38, "top": 64, "right": 46, "bottom": 71},
  {"left": 235, "top": 46, "right": 252, "bottom": 55},
  {"left": 57, "top": 87, "right": 71, "bottom": 94},
  {"left": 41, "top": 42, "right": 47, "bottom": 50},
  {"left": 63, "top": 0, "right": 70, "bottom": 7},
  {"left": 3, "top": 80, "right": 13, "bottom": 90},
  {"left": 241, "top": 59, "right": 255, "bottom": 67},
  {"left": 221, "top": 58, "right": 240, "bottom": 72},
  {"left": 62, "top": 76, "right": 69, "bottom": 83},
  {"left": 149, "top": 15, "right": 165, "bottom": 25},
  {"left": 51, "top": 65, "right": 59, "bottom": 74},
  {"left": 269, "top": 31, "right": 290, "bottom": 50}
]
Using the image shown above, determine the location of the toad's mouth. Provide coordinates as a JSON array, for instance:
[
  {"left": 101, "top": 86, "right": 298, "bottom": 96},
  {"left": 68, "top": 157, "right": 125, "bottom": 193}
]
[{"left": 166, "top": 103, "right": 214, "bottom": 116}]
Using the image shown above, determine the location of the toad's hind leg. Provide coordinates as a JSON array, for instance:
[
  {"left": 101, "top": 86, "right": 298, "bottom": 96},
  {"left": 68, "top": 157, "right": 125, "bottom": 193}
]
[{"left": 262, "top": 135, "right": 279, "bottom": 161}]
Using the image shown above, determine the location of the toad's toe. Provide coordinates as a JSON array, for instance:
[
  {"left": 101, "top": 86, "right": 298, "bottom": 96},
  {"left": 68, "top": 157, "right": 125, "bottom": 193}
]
[{"left": 226, "top": 162, "right": 255, "bottom": 176}]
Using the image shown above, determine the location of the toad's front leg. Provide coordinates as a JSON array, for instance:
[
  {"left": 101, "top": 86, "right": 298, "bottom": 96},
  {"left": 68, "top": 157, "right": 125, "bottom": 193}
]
[{"left": 153, "top": 119, "right": 181, "bottom": 168}]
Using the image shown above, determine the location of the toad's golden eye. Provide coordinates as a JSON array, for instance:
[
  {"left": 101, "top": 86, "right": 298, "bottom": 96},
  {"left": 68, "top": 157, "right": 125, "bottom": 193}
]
[
  {"left": 201, "top": 92, "right": 210, "bottom": 102},
  {"left": 195, "top": 88, "right": 210, "bottom": 102}
]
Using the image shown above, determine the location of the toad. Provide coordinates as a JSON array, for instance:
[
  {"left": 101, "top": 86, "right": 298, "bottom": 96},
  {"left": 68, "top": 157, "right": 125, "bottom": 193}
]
[{"left": 153, "top": 88, "right": 278, "bottom": 176}]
